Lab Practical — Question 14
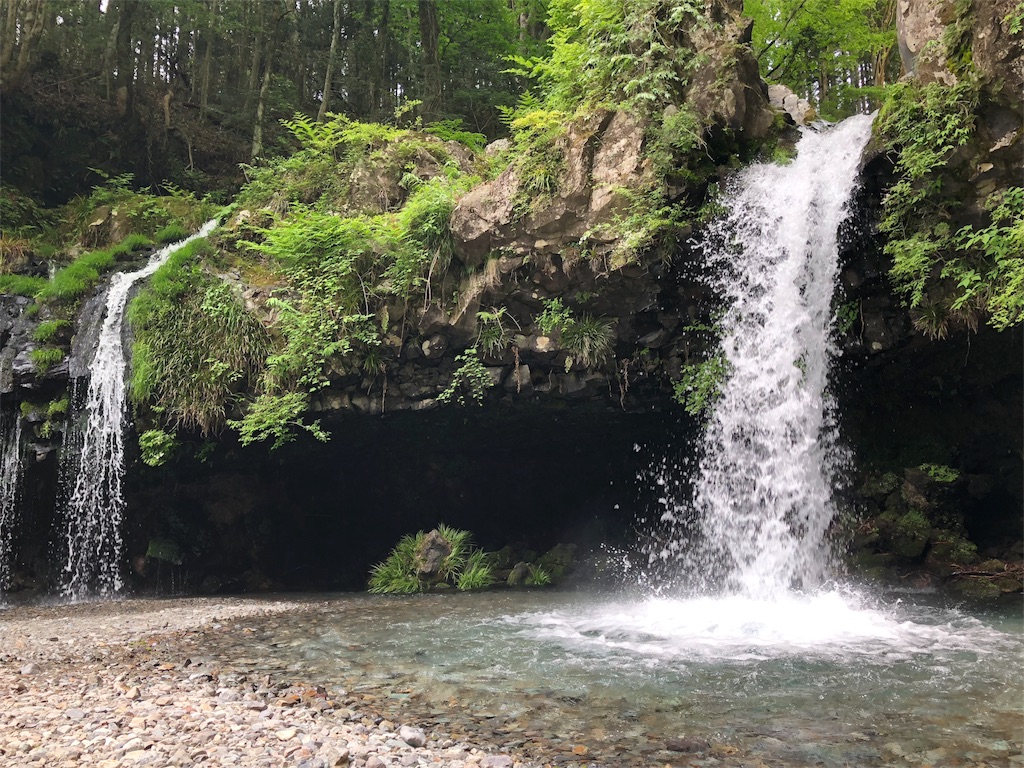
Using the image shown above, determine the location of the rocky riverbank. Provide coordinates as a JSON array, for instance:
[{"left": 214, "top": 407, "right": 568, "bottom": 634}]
[{"left": 0, "top": 597, "right": 529, "bottom": 768}]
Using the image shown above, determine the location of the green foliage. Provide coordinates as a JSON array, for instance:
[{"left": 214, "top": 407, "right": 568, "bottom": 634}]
[
  {"left": 456, "top": 550, "right": 496, "bottom": 591},
  {"left": 368, "top": 533, "right": 426, "bottom": 594},
  {"left": 525, "top": 564, "right": 552, "bottom": 586},
  {"left": 673, "top": 352, "right": 730, "bottom": 416},
  {"left": 129, "top": 238, "right": 271, "bottom": 436},
  {"left": 561, "top": 313, "right": 615, "bottom": 370},
  {"left": 229, "top": 392, "right": 329, "bottom": 449},
  {"left": 508, "top": 0, "right": 706, "bottom": 113},
  {"left": 537, "top": 297, "right": 574, "bottom": 336},
  {"left": 536, "top": 298, "right": 614, "bottom": 370},
  {"left": 46, "top": 397, "right": 68, "bottom": 418},
  {"left": 62, "top": 173, "right": 214, "bottom": 244},
  {"left": 0, "top": 187, "right": 55, "bottom": 239},
  {"left": 31, "top": 319, "right": 69, "bottom": 344},
  {"left": 438, "top": 348, "right": 494, "bottom": 406},
  {"left": 919, "top": 463, "right": 960, "bottom": 483},
  {"left": 0, "top": 274, "right": 47, "bottom": 297},
  {"left": 476, "top": 306, "right": 518, "bottom": 357},
  {"left": 37, "top": 249, "right": 116, "bottom": 302},
  {"left": 744, "top": 0, "right": 896, "bottom": 118},
  {"left": 368, "top": 526, "right": 493, "bottom": 594},
  {"left": 950, "top": 188, "right": 1024, "bottom": 331},
  {"left": 1007, "top": 3, "right": 1024, "bottom": 34},
  {"left": 424, "top": 120, "right": 488, "bottom": 153},
  {"left": 229, "top": 145, "right": 470, "bottom": 444},
  {"left": 139, "top": 429, "right": 177, "bottom": 467},
  {"left": 879, "top": 78, "right": 1021, "bottom": 333},
  {"left": 835, "top": 300, "right": 860, "bottom": 336},
  {"left": 30, "top": 346, "right": 64, "bottom": 373},
  {"left": 155, "top": 224, "right": 188, "bottom": 244}
]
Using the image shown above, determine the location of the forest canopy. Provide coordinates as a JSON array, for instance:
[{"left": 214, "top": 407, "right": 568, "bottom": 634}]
[{"left": 0, "top": 0, "right": 898, "bottom": 202}]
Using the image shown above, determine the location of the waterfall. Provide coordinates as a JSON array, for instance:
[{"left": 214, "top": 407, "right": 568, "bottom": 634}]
[
  {"left": 0, "top": 407, "right": 22, "bottom": 592},
  {"left": 60, "top": 219, "right": 218, "bottom": 599},
  {"left": 687, "top": 115, "right": 875, "bottom": 598}
]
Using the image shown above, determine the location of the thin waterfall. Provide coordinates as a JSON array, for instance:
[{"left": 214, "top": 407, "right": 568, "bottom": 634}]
[
  {"left": 60, "top": 219, "right": 218, "bottom": 599},
  {"left": 0, "top": 407, "right": 22, "bottom": 592},
  {"left": 686, "top": 115, "right": 875, "bottom": 598}
]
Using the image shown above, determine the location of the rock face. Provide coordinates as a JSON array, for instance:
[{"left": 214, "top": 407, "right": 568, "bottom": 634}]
[
  {"left": 452, "top": 110, "right": 649, "bottom": 268},
  {"left": 898, "top": 0, "right": 1024, "bottom": 94},
  {"left": 767, "top": 84, "right": 817, "bottom": 126}
]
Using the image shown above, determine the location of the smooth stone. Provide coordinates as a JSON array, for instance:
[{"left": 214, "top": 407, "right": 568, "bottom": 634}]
[{"left": 398, "top": 725, "right": 427, "bottom": 748}]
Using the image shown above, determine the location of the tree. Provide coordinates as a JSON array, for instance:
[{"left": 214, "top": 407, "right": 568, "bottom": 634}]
[{"left": 744, "top": 0, "right": 898, "bottom": 117}]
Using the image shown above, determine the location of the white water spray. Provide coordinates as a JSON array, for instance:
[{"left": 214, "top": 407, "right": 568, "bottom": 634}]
[
  {"left": 0, "top": 407, "right": 22, "bottom": 592},
  {"left": 60, "top": 219, "right": 218, "bottom": 598},
  {"left": 686, "top": 115, "right": 875, "bottom": 597}
]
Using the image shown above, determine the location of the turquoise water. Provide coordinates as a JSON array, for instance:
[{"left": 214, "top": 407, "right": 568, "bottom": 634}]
[{"left": 247, "top": 589, "right": 1023, "bottom": 766}]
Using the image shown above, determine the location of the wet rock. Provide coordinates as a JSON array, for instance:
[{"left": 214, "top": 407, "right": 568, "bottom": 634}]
[
  {"left": 399, "top": 725, "right": 427, "bottom": 748},
  {"left": 415, "top": 530, "right": 451, "bottom": 583}
]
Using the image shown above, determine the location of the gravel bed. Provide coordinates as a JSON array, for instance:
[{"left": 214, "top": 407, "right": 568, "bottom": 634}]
[{"left": 0, "top": 597, "right": 534, "bottom": 768}]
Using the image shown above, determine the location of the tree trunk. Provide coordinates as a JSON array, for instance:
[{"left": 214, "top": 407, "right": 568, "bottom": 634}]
[
  {"left": 317, "top": 0, "right": 342, "bottom": 121},
  {"left": 2, "top": 0, "right": 49, "bottom": 94},
  {"left": 114, "top": 0, "right": 140, "bottom": 115},
  {"left": 243, "top": 0, "right": 264, "bottom": 115},
  {"left": 418, "top": 0, "right": 440, "bottom": 120},
  {"left": 200, "top": 0, "right": 217, "bottom": 119}
]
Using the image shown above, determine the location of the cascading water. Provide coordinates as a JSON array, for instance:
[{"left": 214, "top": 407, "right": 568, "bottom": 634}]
[
  {"left": 59, "top": 219, "right": 218, "bottom": 599},
  {"left": 0, "top": 406, "right": 23, "bottom": 593},
  {"left": 655, "top": 114, "right": 876, "bottom": 597}
]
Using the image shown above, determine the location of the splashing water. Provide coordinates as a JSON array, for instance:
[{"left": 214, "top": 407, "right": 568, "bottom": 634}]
[
  {"left": 60, "top": 220, "right": 218, "bottom": 599},
  {"left": 0, "top": 407, "right": 22, "bottom": 592},
  {"left": 656, "top": 115, "right": 876, "bottom": 597}
]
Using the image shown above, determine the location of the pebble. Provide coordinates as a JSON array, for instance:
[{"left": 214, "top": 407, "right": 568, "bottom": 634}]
[{"left": 0, "top": 598, "right": 540, "bottom": 768}]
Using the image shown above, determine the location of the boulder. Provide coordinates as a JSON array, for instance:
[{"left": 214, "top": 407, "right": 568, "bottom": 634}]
[{"left": 414, "top": 530, "right": 451, "bottom": 582}]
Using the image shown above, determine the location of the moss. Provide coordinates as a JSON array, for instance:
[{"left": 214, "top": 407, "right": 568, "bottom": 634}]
[
  {"left": 950, "top": 578, "right": 1002, "bottom": 600},
  {"left": 30, "top": 346, "right": 65, "bottom": 373},
  {"left": 861, "top": 471, "right": 901, "bottom": 498},
  {"left": 879, "top": 509, "right": 931, "bottom": 559},
  {"left": 927, "top": 531, "right": 979, "bottom": 565},
  {"left": 918, "top": 463, "right": 960, "bottom": 483}
]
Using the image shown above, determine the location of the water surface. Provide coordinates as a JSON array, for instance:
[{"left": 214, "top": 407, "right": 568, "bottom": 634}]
[{"left": 234, "top": 589, "right": 1023, "bottom": 767}]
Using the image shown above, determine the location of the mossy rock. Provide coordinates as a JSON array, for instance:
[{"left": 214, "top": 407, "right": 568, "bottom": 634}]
[
  {"left": 878, "top": 509, "right": 931, "bottom": 560},
  {"left": 859, "top": 471, "right": 901, "bottom": 499},
  {"left": 949, "top": 577, "right": 1002, "bottom": 600},
  {"left": 537, "top": 543, "right": 577, "bottom": 582},
  {"left": 145, "top": 537, "right": 183, "bottom": 565},
  {"left": 926, "top": 531, "right": 979, "bottom": 566}
]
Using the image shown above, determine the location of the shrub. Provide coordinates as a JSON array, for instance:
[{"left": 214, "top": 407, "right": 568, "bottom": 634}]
[
  {"left": 368, "top": 526, "right": 494, "bottom": 594},
  {"left": 0, "top": 274, "right": 47, "bottom": 297},
  {"left": 525, "top": 564, "right": 552, "bottom": 587},
  {"left": 139, "top": 429, "right": 177, "bottom": 467},
  {"left": 438, "top": 348, "right": 494, "bottom": 406},
  {"left": 129, "top": 239, "right": 272, "bottom": 436},
  {"left": 32, "top": 319, "right": 70, "bottom": 343},
  {"left": 30, "top": 346, "right": 64, "bottom": 373},
  {"left": 155, "top": 224, "right": 189, "bottom": 244}
]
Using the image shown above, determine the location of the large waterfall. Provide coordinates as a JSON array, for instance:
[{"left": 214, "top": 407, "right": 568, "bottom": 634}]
[
  {"left": 60, "top": 219, "right": 218, "bottom": 598},
  {"left": 0, "top": 406, "right": 22, "bottom": 592},
  {"left": 646, "top": 115, "right": 876, "bottom": 596},
  {"left": 690, "top": 114, "right": 875, "bottom": 596}
]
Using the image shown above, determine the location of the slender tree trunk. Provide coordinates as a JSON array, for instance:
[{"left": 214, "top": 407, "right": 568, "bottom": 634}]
[
  {"left": 0, "top": 0, "right": 20, "bottom": 71},
  {"left": 251, "top": 56, "right": 271, "bottom": 160},
  {"left": 317, "top": 0, "right": 342, "bottom": 121},
  {"left": 114, "top": 0, "right": 140, "bottom": 115},
  {"left": 243, "top": 0, "right": 264, "bottom": 115},
  {"left": 418, "top": 0, "right": 440, "bottom": 120},
  {"left": 200, "top": 0, "right": 217, "bottom": 119},
  {"left": 375, "top": 0, "right": 390, "bottom": 118},
  {"left": 2, "top": 0, "right": 48, "bottom": 94}
]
